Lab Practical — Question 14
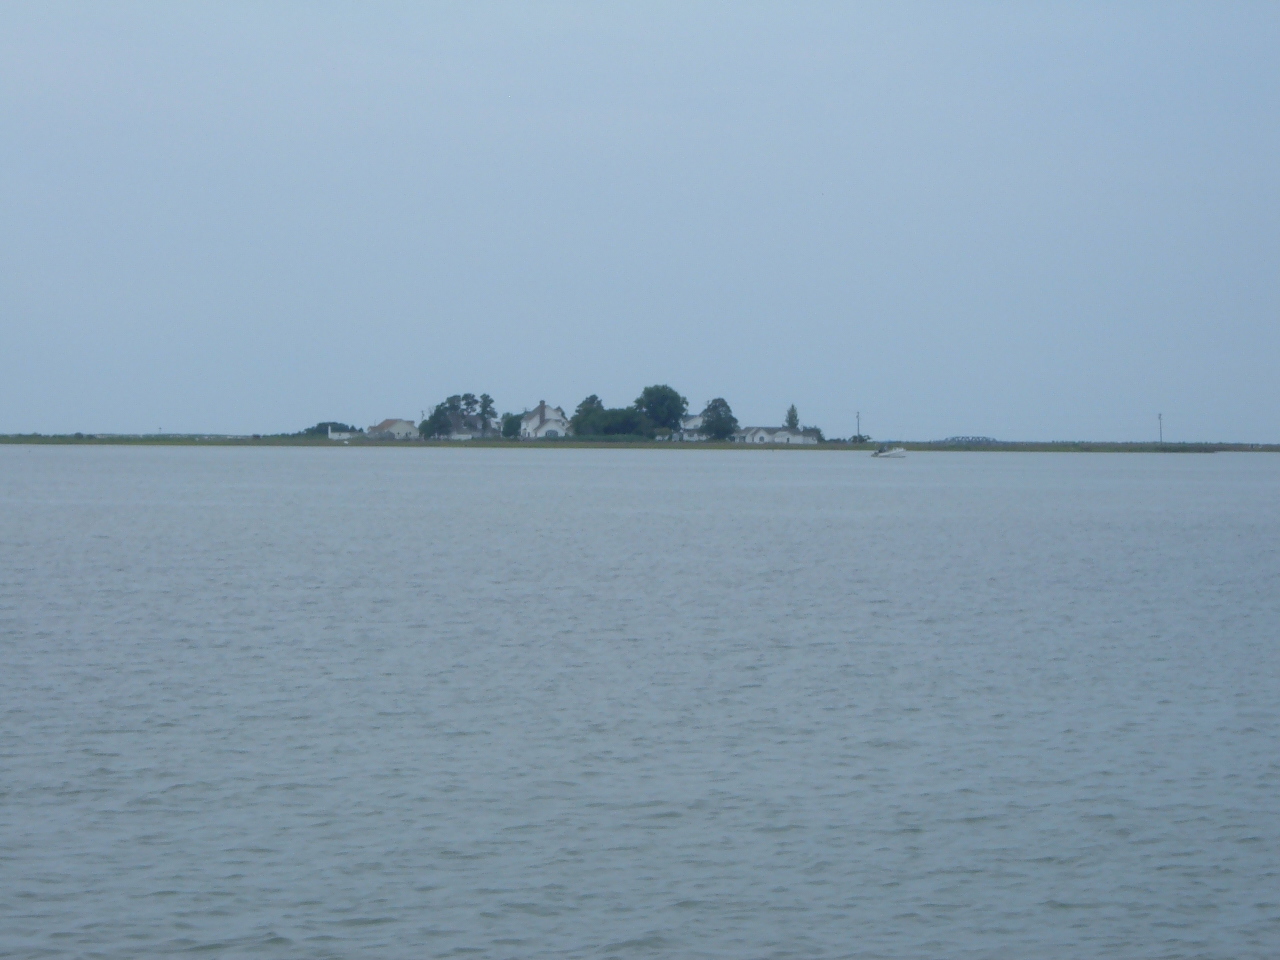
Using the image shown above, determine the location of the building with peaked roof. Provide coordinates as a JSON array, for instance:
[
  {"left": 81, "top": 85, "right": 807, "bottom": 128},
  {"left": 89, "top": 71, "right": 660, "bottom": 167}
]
[
  {"left": 520, "top": 401, "right": 571, "bottom": 439},
  {"left": 367, "top": 418, "right": 418, "bottom": 440},
  {"left": 676, "top": 414, "right": 706, "bottom": 441},
  {"left": 734, "top": 426, "right": 820, "bottom": 445}
]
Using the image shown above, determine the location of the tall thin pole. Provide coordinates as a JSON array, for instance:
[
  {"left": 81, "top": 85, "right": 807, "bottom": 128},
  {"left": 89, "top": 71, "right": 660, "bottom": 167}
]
[
  {"left": 1158, "top": 413, "right": 1163, "bottom": 443},
  {"left": 856, "top": 411, "right": 861, "bottom": 441}
]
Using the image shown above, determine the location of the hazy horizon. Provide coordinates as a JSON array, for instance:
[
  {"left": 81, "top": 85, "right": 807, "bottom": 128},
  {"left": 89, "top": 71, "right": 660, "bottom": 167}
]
[{"left": 3, "top": 4, "right": 1277, "bottom": 442}]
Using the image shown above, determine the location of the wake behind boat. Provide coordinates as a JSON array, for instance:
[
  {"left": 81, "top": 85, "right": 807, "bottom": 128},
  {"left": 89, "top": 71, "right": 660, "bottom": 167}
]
[{"left": 872, "top": 445, "right": 906, "bottom": 458}]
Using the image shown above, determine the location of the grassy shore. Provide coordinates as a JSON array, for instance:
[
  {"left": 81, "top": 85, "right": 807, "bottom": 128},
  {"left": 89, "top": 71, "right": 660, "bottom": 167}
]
[{"left": 2, "top": 434, "right": 1276, "bottom": 452}]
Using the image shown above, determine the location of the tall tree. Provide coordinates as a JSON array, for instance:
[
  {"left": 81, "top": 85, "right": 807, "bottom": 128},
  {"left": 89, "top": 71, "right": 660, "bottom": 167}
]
[
  {"left": 478, "top": 394, "right": 496, "bottom": 435},
  {"left": 421, "top": 403, "right": 453, "bottom": 438},
  {"left": 501, "top": 412, "right": 522, "bottom": 439},
  {"left": 571, "top": 395, "right": 605, "bottom": 435},
  {"left": 461, "top": 393, "right": 478, "bottom": 416},
  {"left": 634, "top": 384, "right": 688, "bottom": 431},
  {"left": 595, "top": 408, "right": 648, "bottom": 436},
  {"left": 785, "top": 405, "right": 799, "bottom": 430},
  {"left": 701, "top": 398, "right": 739, "bottom": 441}
]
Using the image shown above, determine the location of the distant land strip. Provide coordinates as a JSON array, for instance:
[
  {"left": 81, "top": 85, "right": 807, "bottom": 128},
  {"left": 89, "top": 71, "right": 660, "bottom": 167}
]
[{"left": 2, "top": 434, "right": 1277, "bottom": 452}]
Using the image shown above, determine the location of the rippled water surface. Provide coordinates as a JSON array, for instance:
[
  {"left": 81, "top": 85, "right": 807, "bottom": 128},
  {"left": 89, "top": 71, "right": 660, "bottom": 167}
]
[{"left": 2, "top": 446, "right": 1278, "bottom": 958}]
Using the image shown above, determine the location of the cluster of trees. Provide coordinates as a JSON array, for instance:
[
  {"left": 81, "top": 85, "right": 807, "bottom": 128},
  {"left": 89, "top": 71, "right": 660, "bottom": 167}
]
[
  {"left": 413, "top": 384, "right": 780, "bottom": 441},
  {"left": 420, "top": 393, "right": 497, "bottom": 438},
  {"left": 571, "top": 384, "right": 692, "bottom": 437},
  {"left": 570, "top": 385, "right": 683, "bottom": 438},
  {"left": 570, "top": 395, "right": 649, "bottom": 437},
  {"left": 569, "top": 385, "right": 740, "bottom": 440},
  {"left": 300, "top": 421, "right": 361, "bottom": 436}
]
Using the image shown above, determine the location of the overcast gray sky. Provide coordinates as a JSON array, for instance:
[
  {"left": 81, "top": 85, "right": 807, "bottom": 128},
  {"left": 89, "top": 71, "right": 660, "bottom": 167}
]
[{"left": 2, "top": 3, "right": 1277, "bottom": 440}]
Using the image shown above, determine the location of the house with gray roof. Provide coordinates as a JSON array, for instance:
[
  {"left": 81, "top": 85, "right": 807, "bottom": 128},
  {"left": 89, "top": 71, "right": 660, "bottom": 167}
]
[
  {"left": 520, "top": 401, "right": 571, "bottom": 439},
  {"left": 367, "top": 418, "right": 418, "bottom": 440}
]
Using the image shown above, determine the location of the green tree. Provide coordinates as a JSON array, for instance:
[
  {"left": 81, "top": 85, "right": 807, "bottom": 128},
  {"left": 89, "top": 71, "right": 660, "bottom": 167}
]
[
  {"left": 478, "top": 394, "right": 496, "bottom": 435},
  {"left": 785, "top": 405, "right": 799, "bottom": 430},
  {"left": 461, "top": 393, "right": 478, "bottom": 416},
  {"left": 421, "top": 403, "right": 453, "bottom": 438},
  {"left": 501, "top": 412, "right": 522, "bottom": 439},
  {"left": 634, "top": 384, "right": 687, "bottom": 431},
  {"left": 701, "top": 398, "right": 739, "bottom": 441},
  {"left": 571, "top": 394, "right": 653, "bottom": 437},
  {"left": 596, "top": 408, "right": 649, "bottom": 436},
  {"left": 302, "top": 421, "right": 358, "bottom": 436},
  {"left": 571, "top": 395, "right": 605, "bottom": 435}
]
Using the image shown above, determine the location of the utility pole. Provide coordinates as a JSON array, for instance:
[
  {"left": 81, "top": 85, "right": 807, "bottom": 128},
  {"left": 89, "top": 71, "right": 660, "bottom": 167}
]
[
  {"left": 856, "top": 411, "right": 861, "bottom": 441},
  {"left": 1158, "top": 413, "right": 1163, "bottom": 444}
]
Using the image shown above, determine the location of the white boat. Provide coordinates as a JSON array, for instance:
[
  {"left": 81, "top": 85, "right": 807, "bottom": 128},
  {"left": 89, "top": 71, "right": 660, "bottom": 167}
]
[{"left": 872, "top": 445, "right": 906, "bottom": 458}]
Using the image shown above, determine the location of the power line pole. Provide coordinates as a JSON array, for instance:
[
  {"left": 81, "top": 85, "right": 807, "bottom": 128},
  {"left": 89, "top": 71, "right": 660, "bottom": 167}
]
[
  {"left": 856, "top": 411, "right": 861, "bottom": 441},
  {"left": 1158, "top": 413, "right": 1163, "bottom": 443}
]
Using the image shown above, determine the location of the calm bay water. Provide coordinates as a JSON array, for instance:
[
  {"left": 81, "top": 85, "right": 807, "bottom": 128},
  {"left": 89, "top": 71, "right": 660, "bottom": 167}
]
[{"left": 1, "top": 446, "right": 1277, "bottom": 959}]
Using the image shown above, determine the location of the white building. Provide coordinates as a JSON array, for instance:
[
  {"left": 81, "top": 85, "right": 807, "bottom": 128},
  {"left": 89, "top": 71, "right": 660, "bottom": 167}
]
[
  {"left": 734, "top": 426, "right": 820, "bottom": 445},
  {"left": 367, "top": 418, "right": 418, "bottom": 440},
  {"left": 327, "top": 426, "right": 355, "bottom": 440},
  {"left": 677, "top": 414, "right": 706, "bottom": 441},
  {"left": 520, "top": 401, "right": 571, "bottom": 439}
]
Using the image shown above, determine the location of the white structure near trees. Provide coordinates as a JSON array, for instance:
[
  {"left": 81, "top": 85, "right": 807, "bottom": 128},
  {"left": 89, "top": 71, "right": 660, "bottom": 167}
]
[
  {"left": 678, "top": 416, "right": 823, "bottom": 443},
  {"left": 676, "top": 414, "right": 706, "bottom": 441},
  {"left": 734, "top": 426, "right": 820, "bottom": 444},
  {"left": 520, "top": 401, "right": 571, "bottom": 439},
  {"left": 367, "top": 418, "right": 418, "bottom": 440}
]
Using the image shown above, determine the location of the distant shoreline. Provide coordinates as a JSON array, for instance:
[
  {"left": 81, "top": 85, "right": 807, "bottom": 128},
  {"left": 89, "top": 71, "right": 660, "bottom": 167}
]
[{"left": 2, "top": 435, "right": 1276, "bottom": 452}]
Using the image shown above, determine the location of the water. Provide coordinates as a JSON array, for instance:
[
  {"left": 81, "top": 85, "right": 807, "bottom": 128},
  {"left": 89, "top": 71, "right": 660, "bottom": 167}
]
[{"left": 1, "top": 446, "right": 1277, "bottom": 958}]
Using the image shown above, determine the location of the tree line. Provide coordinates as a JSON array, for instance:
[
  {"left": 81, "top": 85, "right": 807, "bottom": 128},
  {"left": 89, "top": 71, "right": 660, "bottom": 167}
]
[
  {"left": 420, "top": 393, "right": 497, "bottom": 438},
  {"left": 302, "top": 385, "right": 848, "bottom": 441},
  {"left": 413, "top": 384, "right": 743, "bottom": 440}
]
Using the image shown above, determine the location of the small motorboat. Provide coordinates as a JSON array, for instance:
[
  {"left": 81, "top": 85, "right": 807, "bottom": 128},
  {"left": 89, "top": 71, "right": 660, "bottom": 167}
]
[{"left": 872, "top": 445, "right": 906, "bottom": 458}]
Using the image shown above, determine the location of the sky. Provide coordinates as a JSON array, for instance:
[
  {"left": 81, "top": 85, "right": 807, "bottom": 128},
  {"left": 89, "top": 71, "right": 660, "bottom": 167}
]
[{"left": 2, "top": 3, "right": 1277, "bottom": 441}]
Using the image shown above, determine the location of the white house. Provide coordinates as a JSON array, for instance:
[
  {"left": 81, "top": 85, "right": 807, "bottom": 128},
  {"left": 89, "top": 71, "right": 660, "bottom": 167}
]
[
  {"left": 734, "top": 426, "right": 820, "bottom": 445},
  {"left": 327, "top": 426, "right": 355, "bottom": 441},
  {"left": 520, "top": 401, "right": 571, "bottom": 439},
  {"left": 677, "top": 414, "right": 706, "bottom": 441},
  {"left": 367, "top": 418, "right": 418, "bottom": 440}
]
